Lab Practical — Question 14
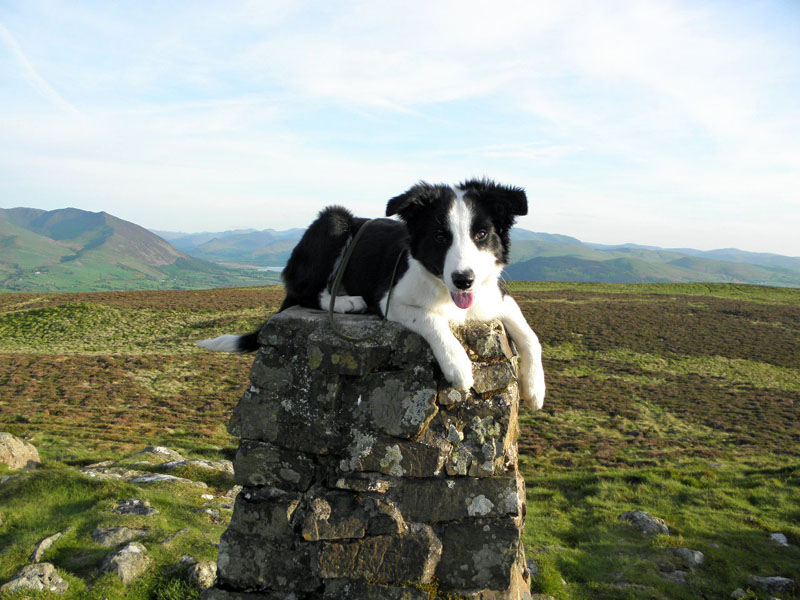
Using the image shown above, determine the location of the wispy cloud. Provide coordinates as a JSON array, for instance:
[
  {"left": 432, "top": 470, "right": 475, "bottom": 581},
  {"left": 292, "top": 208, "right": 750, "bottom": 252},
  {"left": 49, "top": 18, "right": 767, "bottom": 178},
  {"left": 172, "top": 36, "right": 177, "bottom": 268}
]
[
  {"left": 0, "top": 20, "right": 80, "bottom": 115},
  {"left": 0, "top": 0, "right": 798, "bottom": 254}
]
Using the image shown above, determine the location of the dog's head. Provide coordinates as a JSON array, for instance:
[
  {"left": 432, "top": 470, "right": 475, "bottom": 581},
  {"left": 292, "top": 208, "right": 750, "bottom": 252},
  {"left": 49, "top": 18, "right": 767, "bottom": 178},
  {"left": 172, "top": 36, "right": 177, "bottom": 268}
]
[{"left": 386, "top": 179, "right": 527, "bottom": 308}]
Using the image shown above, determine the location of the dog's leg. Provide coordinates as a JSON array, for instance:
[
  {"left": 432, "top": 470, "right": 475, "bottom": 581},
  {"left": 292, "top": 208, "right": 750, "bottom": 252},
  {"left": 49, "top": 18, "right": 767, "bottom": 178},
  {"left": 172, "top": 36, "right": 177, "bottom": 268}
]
[
  {"left": 500, "top": 295, "right": 546, "bottom": 409},
  {"left": 387, "top": 305, "right": 474, "bottom": 391},
  {"left": 319, "top": 290, "right": 368, "bottom": 314}
]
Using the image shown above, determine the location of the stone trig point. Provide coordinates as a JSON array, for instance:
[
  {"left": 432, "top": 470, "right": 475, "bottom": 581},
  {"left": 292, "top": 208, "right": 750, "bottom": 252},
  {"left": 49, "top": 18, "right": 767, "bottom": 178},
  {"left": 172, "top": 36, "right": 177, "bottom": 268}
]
[{"left": 203, "top": 307, "right": 532, "bottom": 600}]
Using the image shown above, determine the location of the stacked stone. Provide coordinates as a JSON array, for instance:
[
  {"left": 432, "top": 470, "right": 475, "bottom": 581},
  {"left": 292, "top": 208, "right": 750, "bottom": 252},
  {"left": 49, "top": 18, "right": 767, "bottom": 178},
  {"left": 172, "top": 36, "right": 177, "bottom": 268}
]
[{"left": 204, "top": 306, "right": 531, "bottom": 600}]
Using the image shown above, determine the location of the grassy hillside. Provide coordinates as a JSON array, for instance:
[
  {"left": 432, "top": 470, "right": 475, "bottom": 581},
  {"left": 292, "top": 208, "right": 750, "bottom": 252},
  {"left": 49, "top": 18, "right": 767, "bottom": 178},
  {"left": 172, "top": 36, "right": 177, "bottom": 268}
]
[
  {"left": 0, "top": 208, "right": 281, "bottom": 292},
  {"left": 1, "top": 284, "right": 798, "bottom": 599},
  {"left": 506, "top": 245, "right": 800, "bottom": 287},
  {"left": 161, "top": 225, "right": 800, "bottom": 288}
]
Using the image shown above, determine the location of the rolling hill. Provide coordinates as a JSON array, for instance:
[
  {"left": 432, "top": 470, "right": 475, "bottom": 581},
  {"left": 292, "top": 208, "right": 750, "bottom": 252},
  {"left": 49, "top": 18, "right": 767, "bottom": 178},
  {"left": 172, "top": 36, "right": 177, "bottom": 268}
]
[
  {"left": 506, "top": 238, "right": 800, "bottom": 287},
  {"left": 3, "top": 206, "right": 799, "bottom": 291},
  {"left": 0, "top": 208, "right": 280, "bottom": 292},
  {"left": 159, "top": 227, "right": 305, "bottom": 267},
  {"left": 162, "top": 225, "right": 800, "bottom": 288}
]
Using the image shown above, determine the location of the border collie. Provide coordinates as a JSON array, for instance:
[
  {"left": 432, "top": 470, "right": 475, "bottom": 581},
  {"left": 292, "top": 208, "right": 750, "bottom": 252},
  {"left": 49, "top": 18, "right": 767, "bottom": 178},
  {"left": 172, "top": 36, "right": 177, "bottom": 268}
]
[{"left": 199, "top": 179, "right": 545, "bottom": 409}]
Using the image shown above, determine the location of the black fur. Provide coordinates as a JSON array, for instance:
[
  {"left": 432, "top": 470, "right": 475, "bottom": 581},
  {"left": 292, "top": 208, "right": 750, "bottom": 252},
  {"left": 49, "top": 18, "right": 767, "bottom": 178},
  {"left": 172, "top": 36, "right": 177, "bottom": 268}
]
[
  {"left": 387, "top": 183, "right": 457, "bottom": 279},
  {"left": 460, "top": 178, "right": 527, "bottom": 265},
  {"left": 281, "top": 207, "right": 409, "bottom": 315},
  {"left": 229, "top": 179, "right": 526, "bottom": 352}
]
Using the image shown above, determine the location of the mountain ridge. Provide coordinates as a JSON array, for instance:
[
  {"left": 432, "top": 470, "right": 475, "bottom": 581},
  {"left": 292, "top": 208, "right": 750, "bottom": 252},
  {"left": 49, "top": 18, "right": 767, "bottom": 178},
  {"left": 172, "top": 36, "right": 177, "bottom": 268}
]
[
  {"left": 0, "top": 207, "right": 278, "bottom": 292},
  {"left": 2, "top": 206, "right": 798, "bottom": 290},
  {"left": 161, "top": 225, "right": 800, "bottom": 288}
]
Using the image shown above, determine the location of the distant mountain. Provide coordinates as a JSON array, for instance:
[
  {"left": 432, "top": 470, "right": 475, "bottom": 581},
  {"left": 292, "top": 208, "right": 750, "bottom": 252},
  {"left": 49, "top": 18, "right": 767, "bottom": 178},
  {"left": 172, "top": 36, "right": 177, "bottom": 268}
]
[
  {"left": 6, "top": 207, "right": 796, "bottom": 291},
  {"left": 154, "top": 229, "right": 302, "bottom": 267},
  {"left": 152, "top": 228, "right": 259, "bottom": 252},
  {"left": 506, "top": 235, "right": 800, "bottom": 287},
  {"left": 153, "top": 224, "right": 800, "bottom": 288},
  {"left": 0, "top": 208, "right": 280, "bottom": 292},
  {"left": 157, "top": 228, "right": 306, "bottom": 265},
  {"left": 666, "top": 247, "right": 800, "bottom": 271}
]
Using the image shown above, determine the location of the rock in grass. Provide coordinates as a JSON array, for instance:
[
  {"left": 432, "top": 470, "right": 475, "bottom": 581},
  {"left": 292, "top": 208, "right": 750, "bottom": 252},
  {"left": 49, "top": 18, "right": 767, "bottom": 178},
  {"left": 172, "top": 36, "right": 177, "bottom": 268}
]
[
  {"left": 672, "top": 547, "right": 705, "bottom": 570},
  {"left": 80, "top": 465, "right": 148, "bottom": 481},
  {"left": 188, "top": 561, "right": 218, "bottom": 589},
  {"left": 30, "top": 528, "right": 71, "bottom": 562},
  {"left": 161, "top": 528, "right": 190, "bottom": 545},
  {"left": 130, "top": 472, "right": 208, "bottom": 487},
  {"left": 92, "top": 526, "right": 147, "bottom": 547},
  {"left": 0, "top": 563, "right": 68, "bottom": 594},
  {"left": 131, "top": 446, "right": 185, "bottom": 463},
  {"left": 619, "top": 510, "right": 669, "bottom": 535},
  {"left": 527, "top": 558, "right": 539, "bottom": 577},
  {"left": 770, "top": 532, "right": 790, "bottom": 547},
  {"left": 101, "top": 542, "right": 151, "bottom": 584},
  {"left": 162, "top": 458, "right": 234, "bottom": 475},
  {"left": 198, "top": 507, "right": 221, "bottom": 522},
  {"left": 751, "top": 576, "right": 795, "bottom": 594},
  {"left": 111, "top": 498, "right": 158, "bottom": 516},
  {"left": 0, "top": 432, "right": 41, "bottom": 470},
  {"left": 661, "top": 570, "right": 688, "bottom": 584}
]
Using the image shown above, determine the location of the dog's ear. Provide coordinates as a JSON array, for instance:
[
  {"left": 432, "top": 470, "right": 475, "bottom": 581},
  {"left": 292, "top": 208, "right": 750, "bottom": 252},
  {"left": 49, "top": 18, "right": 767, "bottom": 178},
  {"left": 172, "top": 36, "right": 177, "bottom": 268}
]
[
  {"left": 386, "top": 182, "right": 438, "bottom": 221},
  {"left": 462, "top": 178, "right": 528, "bottom": 217}
]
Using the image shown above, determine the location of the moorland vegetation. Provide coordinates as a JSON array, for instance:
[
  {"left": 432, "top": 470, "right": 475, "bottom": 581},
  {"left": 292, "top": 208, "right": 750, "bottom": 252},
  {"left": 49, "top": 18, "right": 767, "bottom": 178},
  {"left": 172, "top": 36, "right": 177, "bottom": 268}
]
[{"left": 0, "top": 282, "right": 798, "bottom": 599}]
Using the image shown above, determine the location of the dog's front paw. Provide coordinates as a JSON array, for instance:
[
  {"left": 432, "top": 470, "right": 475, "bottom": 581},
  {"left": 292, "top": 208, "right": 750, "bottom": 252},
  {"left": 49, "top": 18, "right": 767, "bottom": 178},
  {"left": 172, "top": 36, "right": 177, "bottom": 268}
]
[
  {"left": 520, "top": 365, "right": 546, "bottom": 410},
  {"left": 440, "top": 350, "right": 474, "bottom": 391},
  {"left": 334, "top": 295, "right": 368, "bottom": 314}
]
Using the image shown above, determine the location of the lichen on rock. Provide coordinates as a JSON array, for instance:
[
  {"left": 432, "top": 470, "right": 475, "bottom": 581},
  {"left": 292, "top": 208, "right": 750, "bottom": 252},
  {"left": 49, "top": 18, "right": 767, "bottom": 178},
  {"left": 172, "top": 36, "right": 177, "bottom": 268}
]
[{"left": 204, "top": 307, "right": 529, "bottom": 599}]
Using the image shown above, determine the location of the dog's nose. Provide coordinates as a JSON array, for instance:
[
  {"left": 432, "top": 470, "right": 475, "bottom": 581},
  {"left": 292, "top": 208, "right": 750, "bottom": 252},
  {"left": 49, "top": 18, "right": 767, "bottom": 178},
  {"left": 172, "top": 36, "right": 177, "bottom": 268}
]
[{"left": 452, "top": 269, "right": 475, "bottom": 290}]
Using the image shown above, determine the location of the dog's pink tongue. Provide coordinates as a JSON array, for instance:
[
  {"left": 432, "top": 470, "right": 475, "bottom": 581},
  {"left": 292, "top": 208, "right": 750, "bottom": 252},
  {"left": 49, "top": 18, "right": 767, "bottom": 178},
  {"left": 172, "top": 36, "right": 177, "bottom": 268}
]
[{"left": 451, "top": 291, "right": 474, "bottom": 309}]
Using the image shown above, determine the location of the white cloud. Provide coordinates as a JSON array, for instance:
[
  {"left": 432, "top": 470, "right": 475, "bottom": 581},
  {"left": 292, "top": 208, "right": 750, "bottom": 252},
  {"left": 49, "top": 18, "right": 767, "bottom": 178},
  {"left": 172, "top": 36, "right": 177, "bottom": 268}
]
[
  {"left": 0, "top": 0, "right": 799, "bottom": 255},
  {"left": 0, "top": 21, "right": 80, "bottom": 115}
]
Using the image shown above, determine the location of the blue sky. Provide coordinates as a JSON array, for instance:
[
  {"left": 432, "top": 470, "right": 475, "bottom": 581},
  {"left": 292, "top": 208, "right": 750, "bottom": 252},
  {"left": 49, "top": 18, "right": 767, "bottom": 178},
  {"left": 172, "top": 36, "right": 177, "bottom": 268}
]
[{"left": 1, "top": 1, "right": 799, "bottom": 255}]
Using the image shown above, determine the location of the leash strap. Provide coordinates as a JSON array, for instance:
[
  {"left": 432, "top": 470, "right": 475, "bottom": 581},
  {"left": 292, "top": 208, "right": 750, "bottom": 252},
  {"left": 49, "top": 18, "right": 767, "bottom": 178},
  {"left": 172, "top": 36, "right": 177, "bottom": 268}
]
[{"left": 328, "top": 219, "right": 406, "bottom": 343}]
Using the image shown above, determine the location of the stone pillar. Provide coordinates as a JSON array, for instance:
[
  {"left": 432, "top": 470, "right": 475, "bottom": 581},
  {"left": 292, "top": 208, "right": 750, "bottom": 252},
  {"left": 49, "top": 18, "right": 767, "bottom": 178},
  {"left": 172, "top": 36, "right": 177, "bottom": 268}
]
[{"left": 204, "top": 306, "right": 531, "bottom": 600}]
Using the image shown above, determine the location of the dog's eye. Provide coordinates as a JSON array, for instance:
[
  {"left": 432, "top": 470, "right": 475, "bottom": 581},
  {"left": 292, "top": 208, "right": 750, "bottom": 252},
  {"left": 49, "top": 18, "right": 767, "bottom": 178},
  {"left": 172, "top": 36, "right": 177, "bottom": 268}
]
[
  {"left": 434, "top": 230, "right": 448, "bottom": 243},
  {"left": 474, "top": 230, "right": 488, "bottom": 241}
]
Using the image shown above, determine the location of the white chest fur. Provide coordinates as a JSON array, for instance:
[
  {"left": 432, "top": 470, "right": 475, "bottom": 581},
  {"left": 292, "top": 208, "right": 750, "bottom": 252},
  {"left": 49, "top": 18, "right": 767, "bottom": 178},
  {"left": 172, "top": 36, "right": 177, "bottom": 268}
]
[{"left": 381, "top": 258, "right": 504, "bottom": 324}]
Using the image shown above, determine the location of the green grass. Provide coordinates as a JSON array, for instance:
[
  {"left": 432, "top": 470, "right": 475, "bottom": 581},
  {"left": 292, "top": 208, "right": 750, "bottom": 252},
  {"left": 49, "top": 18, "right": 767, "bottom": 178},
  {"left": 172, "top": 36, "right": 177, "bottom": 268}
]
[
  {"left": 546, "top": 342, "right": 800, "bottom": 393},
  {"left": 1, "top": 283, "right": 799, "bottom": 599},
  {"left": 520, "top": 461, "right": 800, "bottom": 599},
  {"left": 507, "top": 280, "right": 800, "bottom": 306},
  {"left": 2, "top": 256, "right": 282, "bottom": 293},
  {"left": 0, "top": 469, "right": 224, "bottom": 599}
]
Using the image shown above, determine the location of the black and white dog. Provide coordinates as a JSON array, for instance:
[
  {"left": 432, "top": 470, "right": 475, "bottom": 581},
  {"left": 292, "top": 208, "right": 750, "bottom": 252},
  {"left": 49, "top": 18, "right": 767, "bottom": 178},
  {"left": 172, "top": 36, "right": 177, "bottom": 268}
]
[{"left": 199, "top": 179, "right": 545, "bottom": 409}]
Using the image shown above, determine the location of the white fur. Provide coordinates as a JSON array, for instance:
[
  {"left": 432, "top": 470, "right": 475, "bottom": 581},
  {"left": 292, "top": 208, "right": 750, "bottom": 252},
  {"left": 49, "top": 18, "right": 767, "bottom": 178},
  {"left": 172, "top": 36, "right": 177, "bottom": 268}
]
[
  {"left": 443, "top": 190, "right": 499, "bottom": 293},
  {"left": 376, "top": 186, "right": 546, "bottom": 408},
  {"left": 319, "top": 290, "right": 368, "bottom": 314},
  {"left": 380, "top": 256, "right": 545, "bottom": 407},
  {"left": 500, "top": 295, "right": 546, "bottom": 409},
  {"left": 200, "top": 182, "right": 546, "bottom": 409},
  {"left": 196, "top": 334, "right": 243, "bottom": 352}
]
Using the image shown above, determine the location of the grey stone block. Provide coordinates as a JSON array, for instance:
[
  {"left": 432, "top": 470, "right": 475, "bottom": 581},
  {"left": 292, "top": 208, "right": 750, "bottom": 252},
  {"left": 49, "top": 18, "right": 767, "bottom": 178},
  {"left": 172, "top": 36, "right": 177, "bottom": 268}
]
[
  {"left": 210, "top": 307, "right": 529, "bottom": 599},
  {"left": 398, "top": 472, "right": 525, "bottom": 523},
  {"left": 341, "top": 368, "right": 438, "bottom": 439},
  {"left": 217, "top": 530, "right": 320, "bottom": 593},
  {"left": 233, "top": 440, "right": 316, "bottom": 491},
  {"left": 435, "top": 518, "right": 523, "bottom": 591},
  {"left": 228, "top": 379, "right": 343, "bottom": 455},
  {"left": 341, "top": 435, "right": 448, "bottom": 478},
  {"left": 323, "top": 579, "right": 431, "bottom": 599},
  {"left": 226, "top": 487, "right": 302, "bottom": 542},
  {"left": 300, "top": 494, "right": 366, "bottom": 541},
  {"left": 318, "top": 523, "right": 441, "bottom": 585}
]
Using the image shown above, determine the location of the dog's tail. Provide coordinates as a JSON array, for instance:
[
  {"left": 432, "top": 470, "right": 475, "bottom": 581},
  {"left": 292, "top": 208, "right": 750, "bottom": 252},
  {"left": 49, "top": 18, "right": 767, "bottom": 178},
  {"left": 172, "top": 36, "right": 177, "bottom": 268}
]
[{"left": 196, "top": 331, "right": 260, "bottom": 353}]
